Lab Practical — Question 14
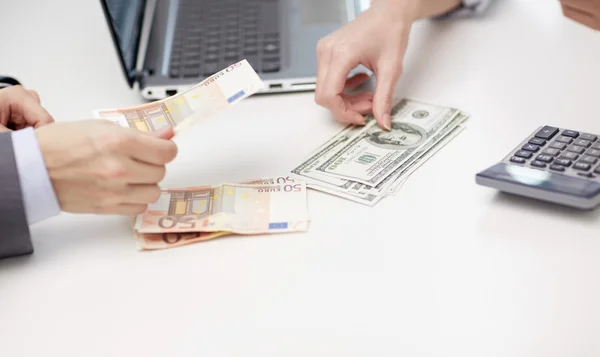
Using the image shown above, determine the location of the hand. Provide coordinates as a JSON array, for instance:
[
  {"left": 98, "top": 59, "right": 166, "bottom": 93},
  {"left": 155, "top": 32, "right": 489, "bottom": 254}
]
[
  {"left": 560, "top": 0, "right": 600, "bottom": 30},
  {"left": 315, "top": 0, "right": 418, "bottom": 130},
  {"left": 0, "top": 85, "right": 54, "bottom": 132},
  {"left": 35, "top": 120, "right": 178, "bottom": 216}
]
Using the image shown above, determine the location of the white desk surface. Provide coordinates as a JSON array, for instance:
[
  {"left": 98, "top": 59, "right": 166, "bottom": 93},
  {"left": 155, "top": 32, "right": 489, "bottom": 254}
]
[{"left": 1, "top": 1, "right": 600, "bottom": 356}]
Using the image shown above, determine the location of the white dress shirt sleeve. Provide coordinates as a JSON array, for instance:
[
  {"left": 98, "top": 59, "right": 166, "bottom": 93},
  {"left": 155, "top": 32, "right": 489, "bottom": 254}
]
[{"left": 11, "top": 127, "right": 61, "bottom": 225}]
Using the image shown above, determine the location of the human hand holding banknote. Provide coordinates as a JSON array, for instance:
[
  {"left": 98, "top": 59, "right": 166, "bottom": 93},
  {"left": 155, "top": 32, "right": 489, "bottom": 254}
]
[
  {"left": 94, "top": 60, "right": 263, "bottom": 134},
  {"left": 36, "top": 120, "right": 178, "bottom": 215}
]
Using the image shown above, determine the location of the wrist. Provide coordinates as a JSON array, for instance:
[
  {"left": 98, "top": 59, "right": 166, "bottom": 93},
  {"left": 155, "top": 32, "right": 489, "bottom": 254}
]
[
  {"left": 380, "top": 0, "right": 464, "bottom": 21},
  {"left": 373, "top": 0, "right": 421, "bottom": 23}
]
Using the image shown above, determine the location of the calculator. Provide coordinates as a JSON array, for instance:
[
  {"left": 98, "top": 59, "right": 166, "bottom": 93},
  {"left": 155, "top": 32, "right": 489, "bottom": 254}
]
[{"left": 476, "top": 125, "right": 600, "bottom": 209}]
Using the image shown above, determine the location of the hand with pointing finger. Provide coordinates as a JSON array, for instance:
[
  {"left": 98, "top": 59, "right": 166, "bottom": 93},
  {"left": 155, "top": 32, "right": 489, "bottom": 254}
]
[
  {"left": 315, "top": 0, "right": 415, "bottom": 131},
  {"left": 315, "top": 0, "right": 465, "bottom": 130}
]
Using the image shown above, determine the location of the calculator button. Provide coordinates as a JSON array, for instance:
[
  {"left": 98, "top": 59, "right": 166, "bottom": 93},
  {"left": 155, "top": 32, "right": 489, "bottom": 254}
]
[
  {"left": 592, "top": 142, "right": 600, "bottom": 150},
  {"left": 534, "top": 126, "right": 559, "bottom": 140},
  {"left": 542, "top": 148, "right": 560, "bottom": 156},
  {"left": 567, "top": 145, "right": 585, "bottom": 154},
  {"left": 554, "top": 158, "right": 572, "bottom": 166},
  {"left": 550, "top": 164, "right": 566, "bottom": 172},
  {"left": 535, "top": 154, "right": 554, "bottom": 163},
  {"left": 559, "top": 152, "right": 579, "bottom": 160},
  {"left": 595, "top": 166, "right": 600, "bottom": 174},
  {"left": 580, "top": 133, "right": 597, "bottom": 142},
  {"left": 548, "top": 142, "right": 566, "bottom": 150},
  {"left": 556, "top": 136, "right": 573, "bottom": 144},
  {"left": 573, "top": 139, "right": 591, "bottom": 148},
  {"left": 521, "top": 144, "right": 540, "bottom": 152},
  {"left": 578, "top": 172, "right": 596, "bottom": 179},
  {"left": 562, "top": 130, "right": 579, "bottom": 138},
  {"left": 510, "top": 156, "right": 527, "bottom": 164},
  {"left": 573, "top": 162, "right": 591, "bottom": 171},
  {"left": 530, "top": 160, "right": 546, "bottom": 168},
  {"left": 528, "top": 138, "right": 546, "bottom": 146},
  {"left": 587, "top": 149, "right": 600, "bottom": 157},
  {"left": 580, "top": 155, "right": 598, "bottom": 165},
  {"left": 514, "top": 150, "right": 533, "bottom": 159}
]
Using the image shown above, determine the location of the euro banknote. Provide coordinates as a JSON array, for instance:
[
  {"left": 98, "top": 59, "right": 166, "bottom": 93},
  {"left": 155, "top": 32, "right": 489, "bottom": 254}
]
[
  {"left": 133, "top": 180, "right": 308, "bottom": 235},
  {"left": 93, "top": 59, "right": 263, "bottom": 134},
  {"left": 134, "top": 231, "right": 232, "bottom": 251}
]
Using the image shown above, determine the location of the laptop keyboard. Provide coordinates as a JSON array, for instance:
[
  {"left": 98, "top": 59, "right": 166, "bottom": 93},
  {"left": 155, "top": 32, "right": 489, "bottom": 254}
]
[{"left": 169, "top": 0, "right": 281, "bottom": 78}]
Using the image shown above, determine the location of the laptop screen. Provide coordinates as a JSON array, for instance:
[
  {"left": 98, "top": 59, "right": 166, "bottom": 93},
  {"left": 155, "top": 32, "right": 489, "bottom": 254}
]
[{"left": 100, "top": 0, "right": 146, "bottom": 87}]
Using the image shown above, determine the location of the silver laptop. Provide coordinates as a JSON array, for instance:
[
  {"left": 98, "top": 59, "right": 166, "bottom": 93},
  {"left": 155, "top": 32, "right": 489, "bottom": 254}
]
[{"left": 100, "top": 0, "right": 368, "bottom": 100}]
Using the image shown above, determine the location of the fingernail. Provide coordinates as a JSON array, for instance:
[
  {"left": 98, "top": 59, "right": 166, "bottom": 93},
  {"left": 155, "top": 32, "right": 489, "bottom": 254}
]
[{"left": 382, "top": 114, "right": 391, "bottom": 131}]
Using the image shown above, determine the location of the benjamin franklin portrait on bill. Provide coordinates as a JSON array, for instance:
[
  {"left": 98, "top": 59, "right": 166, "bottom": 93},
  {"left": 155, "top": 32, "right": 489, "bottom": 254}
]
[{"left": 365, "top": 122, "right": 428, "bottom": 150}]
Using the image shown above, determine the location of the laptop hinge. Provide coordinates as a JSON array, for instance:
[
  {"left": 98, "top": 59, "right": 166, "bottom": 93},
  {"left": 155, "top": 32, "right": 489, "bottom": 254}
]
[{"left": 129, "top": 69, "right": 151, "bottom": 89}]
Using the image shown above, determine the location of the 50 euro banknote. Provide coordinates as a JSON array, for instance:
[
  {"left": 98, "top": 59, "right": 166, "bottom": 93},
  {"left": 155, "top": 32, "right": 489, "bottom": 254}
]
[
  {"left": 93, "top": 59, "right": 263, "bottom": 134},
  {"left": 133, "top": 179, "right": 309, "bottom": 235}
]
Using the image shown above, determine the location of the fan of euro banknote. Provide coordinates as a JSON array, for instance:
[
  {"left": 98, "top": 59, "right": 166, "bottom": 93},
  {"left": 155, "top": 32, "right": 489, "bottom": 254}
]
[
  {"left": 131, "top": 176, "right": 309, "bottom": 250},
  {"left": 92, "top": 59, "right": 468, "bottom": 251}
]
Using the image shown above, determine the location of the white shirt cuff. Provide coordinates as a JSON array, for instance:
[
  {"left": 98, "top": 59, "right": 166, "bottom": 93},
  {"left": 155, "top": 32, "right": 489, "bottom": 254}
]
[{"left": 11, "top": 127, "right": 61, "bottom": 225}]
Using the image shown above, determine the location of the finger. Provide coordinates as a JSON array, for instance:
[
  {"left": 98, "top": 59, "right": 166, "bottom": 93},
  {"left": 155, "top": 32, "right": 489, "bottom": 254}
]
[
  {"left": 562, "top": 4, "right": 600, "bottom": 30},
  {"left": 151, "top": 127, "right": 175, "bottom": 140},
  {"left": 322, "top": 56, "right": 365, "bottom": 124},
  {"left": 0, "top": 85, "right": 54, "bottom": 128},
  {"left": 0, "top": 124, "right": 12, "bottom": 133},
  {"left": 20, "top": 94, "right": 54, "bottom": 127},
  {"left": 343, "top": 92, "right": 374, "bottom": 114},
  {"left": 125, "top": 184, "right": 162, "bottom": 205},
  {"left": 328, "top": 96, "right": 366, "bottom": 125},
  {"left": 121, "top": 131, "right": 178, "bottom": 165},
  {"left": 104, "top": 204, "right": 148, "bottom": 216},
  {"left": 373, "top": 58, "right": 403, "bottom": 130},
  {"left": 348, "top": 99, "right": 373, "bottom": 114},
  {"left": 315, "top": 38, "right": 333, "bottom": 106},
  {"left": 27, "top": 90, "right": 41, "bottom": 103},
  {"left": 126, "top": 159, "right": 167, "bottom": 184},
  {"left": 344, "top": 73, "right": 371, "bottom": 91},
  {"left": 560, "top": 0, "right": 598, "bottom": 12}
]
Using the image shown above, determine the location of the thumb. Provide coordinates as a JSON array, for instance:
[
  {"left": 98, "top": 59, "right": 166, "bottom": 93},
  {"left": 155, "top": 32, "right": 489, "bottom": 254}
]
[
  {"left": 373, "top": 59, "right": 402, "bottom": 131},
  {"left": 149, "top": 127, "right": 175, "bottom": 140}
]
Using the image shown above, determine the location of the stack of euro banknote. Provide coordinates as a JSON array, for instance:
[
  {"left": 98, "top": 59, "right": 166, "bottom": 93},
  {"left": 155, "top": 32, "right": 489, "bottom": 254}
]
[
  {"left": 131, "top": 176, "right": 309, "bottom": 250},
  {"left": 93, "top": 60, "right": 467, "bottom": 250}
]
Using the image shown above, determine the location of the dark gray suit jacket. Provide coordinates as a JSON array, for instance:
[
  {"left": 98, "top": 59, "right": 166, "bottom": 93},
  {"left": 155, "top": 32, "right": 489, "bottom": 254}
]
[{"left": 0, "top": 132, "right": 33, "bottom": 259}]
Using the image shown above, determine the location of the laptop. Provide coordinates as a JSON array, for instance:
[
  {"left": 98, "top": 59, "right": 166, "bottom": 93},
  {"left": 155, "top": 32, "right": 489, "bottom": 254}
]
[{"left": 99, "top": 0, "right": 368, "bottom": 101}]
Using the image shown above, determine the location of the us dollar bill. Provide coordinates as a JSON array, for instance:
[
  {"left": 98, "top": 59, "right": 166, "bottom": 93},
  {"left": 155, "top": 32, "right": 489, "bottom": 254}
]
[
  {"left": 315, "top": 99, "right": 461, "bottom": 187},
  {"left": 352, "top": 112, "right": 469, "bottom": 198},
  {"left": 290, "top": 126, "right": 363, "bottom": 192},
  {"left": 346, "top": 123, "right": 467, "bottom": 206},
  {"left": 290, "top": 98, "right": 468, "bottom": 206}
]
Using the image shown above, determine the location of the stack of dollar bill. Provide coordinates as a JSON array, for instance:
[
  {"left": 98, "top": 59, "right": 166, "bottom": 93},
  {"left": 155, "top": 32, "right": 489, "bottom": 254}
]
[
  {"left": 132, "top": 176, "right": 309, "bottom": 250},
  {"left": 290, "top": 98, "right": 469, "bottom": 206}
]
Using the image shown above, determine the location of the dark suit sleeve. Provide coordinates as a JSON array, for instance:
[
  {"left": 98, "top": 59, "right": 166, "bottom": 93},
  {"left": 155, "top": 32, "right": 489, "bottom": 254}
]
[{"left": 0, "top": 132, "right": 33, "bottom": 259}]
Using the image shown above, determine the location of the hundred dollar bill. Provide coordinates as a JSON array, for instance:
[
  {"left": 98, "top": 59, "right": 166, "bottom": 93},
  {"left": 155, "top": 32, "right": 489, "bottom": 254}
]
[
  {"left": 290, "top": 125, "right": 364, "bottom": 192},
  {"left": 93, "top": 59, "right": 263, "bottom": 134},
  {"left": 353, "top": 112, "right": 469, "bottom": 197},
  {"left": 316, "top": 99, "right": 461, "bottom": 187},
  {"left": 134, "top": 231, "right": 232, "bottom": 251},
  {"left": 134, "top": 181, "right": 308, "bottom": 234},
  {"left": 344, "top": 124, "right": 467, "bottom": 206}
]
